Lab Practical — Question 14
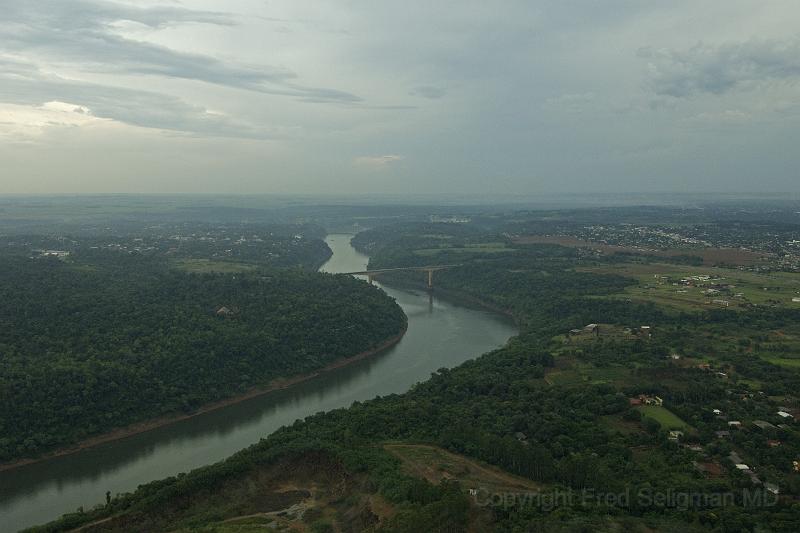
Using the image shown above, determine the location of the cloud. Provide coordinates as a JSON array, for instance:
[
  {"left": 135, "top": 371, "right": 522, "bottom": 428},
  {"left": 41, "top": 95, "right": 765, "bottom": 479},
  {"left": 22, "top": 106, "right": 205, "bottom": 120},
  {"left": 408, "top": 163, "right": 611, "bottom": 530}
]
[
  {"left": 0, "top": 1, "right": 361, "bottom": 104},
  {"left": 0, "top": 58, "right": 280, "bottom": 139},
  {"left": 543, "top": 92, "right": 596, "bottom": 113},
  {"left": 410, "top": 85, "right": 447, "bottom": 99},
  {"left": 639, "top": 38, "right": 800, "bottom": 98},
  {"left": 353, "top": 155, "right": 404, "bottom": 168},
  {"left": 0, "top": 100, "right": 107, "bottom": 140},
  {"left": 686, "top": 109, "right": 752, "bottom": 123}
]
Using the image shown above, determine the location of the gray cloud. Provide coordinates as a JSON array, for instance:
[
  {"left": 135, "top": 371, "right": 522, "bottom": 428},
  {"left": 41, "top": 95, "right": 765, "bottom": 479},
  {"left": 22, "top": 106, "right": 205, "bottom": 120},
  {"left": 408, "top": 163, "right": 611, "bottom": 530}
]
[
  {"left": 410, "top": 85, "right": 446, "bottom": 99},
  {"left": 0, "top": 0, "right": 361, "bottom": 103},
  {"left": 640, "top": 38, "right": 800, "bottom": 98},
  {"left": 0, "top": 58, "right": 278, "bottom": 139}
]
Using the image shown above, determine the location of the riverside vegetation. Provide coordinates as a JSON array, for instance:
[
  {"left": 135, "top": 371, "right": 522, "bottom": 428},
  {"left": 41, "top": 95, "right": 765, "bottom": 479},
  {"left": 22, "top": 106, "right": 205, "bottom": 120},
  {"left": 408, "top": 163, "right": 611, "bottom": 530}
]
[
  {"left": 0, "top": 230, "right": 406, "bottom": 464},
  {"left": 28, "top": 218, "right": 800, "bottom": 532}
]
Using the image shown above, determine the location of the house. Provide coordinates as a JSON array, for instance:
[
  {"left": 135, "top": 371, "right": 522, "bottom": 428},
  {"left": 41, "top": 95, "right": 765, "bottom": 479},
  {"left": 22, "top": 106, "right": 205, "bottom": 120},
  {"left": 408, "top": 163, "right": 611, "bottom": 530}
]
[
  {"left": 629, "top": 397, "right": 643, "bottom": 406},
  {"left": 792, "top": 298, "right": 800, "bottom": 303},
  {"left": 753, "top": 420, "right": 777, "bottom": 431},
  {"left": 640, "top": 325, "right": 652, "bottom": 338},
  {"left": 670, "top": 354, "right": 681, "bottom": 360},
  {"left": 728, "top": 421, "right": 742, "bottom": 429},
  {"left": 584, "top": 324, "right": 599, "bottom": 336},
  {"left": 216, "top": 306, "right": 235, "bottom": 317},
  {"left": 777, "top": 411, "right": 794, "bottom": 420},
  {"left": 715, "top": 430, "right": 731, "bottom": 439},
  {"left": 735, "top": 463, "right": 751, "bottom": 471},
  {"left": 638, "top": 394, "right": 663, "bottom": 406},
  {"left": 668, "top": 430, "right": 684, "bottom": 441},
  {"left": 767, "top": 440, "right": 782, "bottom": 448},
  {"left": 729, "top": 451, "right": 743, "bottom": 464},
  {"left": 713, "top": 409, "right": 722, "bottom": 416},
  {"left": 765, "top": 482, "right": 780, "bottom": 495},
  {"left": 712, "top": 299, "right": 730, "bottom": 307}
]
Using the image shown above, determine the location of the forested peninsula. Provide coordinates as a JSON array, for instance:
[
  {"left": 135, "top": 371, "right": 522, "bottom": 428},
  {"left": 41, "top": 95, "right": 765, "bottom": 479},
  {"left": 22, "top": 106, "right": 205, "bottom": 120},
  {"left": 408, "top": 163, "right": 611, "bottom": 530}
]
[{"left": 0, "top": 249, "right": 406, "bottom": 465}]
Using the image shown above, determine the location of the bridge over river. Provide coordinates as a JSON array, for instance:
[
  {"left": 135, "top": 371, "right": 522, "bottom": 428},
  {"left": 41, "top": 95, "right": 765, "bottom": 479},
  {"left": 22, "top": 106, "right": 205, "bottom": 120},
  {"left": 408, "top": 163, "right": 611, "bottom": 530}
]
[
  {"left": 343, "top": 264, "right": 461, "bottom": 288},
  {"left": 0, "top": 237, "right": 512, "bottom": 532}
]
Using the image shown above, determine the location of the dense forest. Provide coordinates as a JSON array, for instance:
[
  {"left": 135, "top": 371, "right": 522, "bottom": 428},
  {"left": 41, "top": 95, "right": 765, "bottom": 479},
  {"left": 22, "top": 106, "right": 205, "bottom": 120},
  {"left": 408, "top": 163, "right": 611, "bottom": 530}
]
[
  {"left": 0, "top": 248, "right": 406, "bottom": 462},
  {"left": 30, "top": 221, "right": 800, "bottom": 532}
]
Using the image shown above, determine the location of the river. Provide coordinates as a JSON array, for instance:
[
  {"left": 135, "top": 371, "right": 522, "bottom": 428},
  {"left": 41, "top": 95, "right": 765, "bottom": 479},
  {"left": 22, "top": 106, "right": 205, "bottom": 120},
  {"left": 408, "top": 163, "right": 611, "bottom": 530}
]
[{"left": 0, "top": 234, "right": 516, "bottom": 532}]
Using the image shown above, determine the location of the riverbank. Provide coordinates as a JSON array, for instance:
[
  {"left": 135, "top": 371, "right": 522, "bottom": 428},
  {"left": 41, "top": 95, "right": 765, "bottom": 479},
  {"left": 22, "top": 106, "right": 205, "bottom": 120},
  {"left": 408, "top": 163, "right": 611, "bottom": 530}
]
[{"left": 0, "top": 325, "right": 407, "bottom": 474}]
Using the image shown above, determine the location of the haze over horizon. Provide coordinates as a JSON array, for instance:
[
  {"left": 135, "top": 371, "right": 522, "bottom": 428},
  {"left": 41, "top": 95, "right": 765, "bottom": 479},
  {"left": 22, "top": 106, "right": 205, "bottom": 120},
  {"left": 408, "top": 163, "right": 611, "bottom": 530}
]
[{"left": 2, "top": 1, "right": 800, "bottom": 195}]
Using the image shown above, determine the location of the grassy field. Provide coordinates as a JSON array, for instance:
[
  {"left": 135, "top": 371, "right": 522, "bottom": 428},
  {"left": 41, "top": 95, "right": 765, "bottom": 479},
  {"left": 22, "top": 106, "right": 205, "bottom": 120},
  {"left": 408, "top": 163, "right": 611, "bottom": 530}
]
[
  {"left": 172, "top": 259, "right": 258, "bottom": 274},
  {"left": 545, "top": 369, "right": 584, "bottom": 386},
  {"left": 513, "top": 235, "right": 768, "bottom": 266},
  {"left": 763, "top": 356, "right": 800, "bottom": 369},
  {"left": 635, "top": 405, "right": 690, "bottom": 430},
  {"left": 386, "top": 444, "right": 540, "bottom": 493},
  {"left": 577, "top": 364, "right": 632, "bottom": 385},
  {"left": 413, "top": 242, "right": 514, "bottom": 256},
  {"left": 580, "top": 263, "right": 800, "bottom": 311}
]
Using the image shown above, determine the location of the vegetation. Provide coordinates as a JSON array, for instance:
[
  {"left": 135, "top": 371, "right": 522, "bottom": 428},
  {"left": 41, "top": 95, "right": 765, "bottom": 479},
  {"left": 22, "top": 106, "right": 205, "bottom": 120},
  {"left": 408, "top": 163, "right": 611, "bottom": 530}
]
[
  {"left": 24, "top": 217, "right": 800, "bottom": 532},
  {"left": 0, "top": 248, "right": 405, "bottom": 462}
]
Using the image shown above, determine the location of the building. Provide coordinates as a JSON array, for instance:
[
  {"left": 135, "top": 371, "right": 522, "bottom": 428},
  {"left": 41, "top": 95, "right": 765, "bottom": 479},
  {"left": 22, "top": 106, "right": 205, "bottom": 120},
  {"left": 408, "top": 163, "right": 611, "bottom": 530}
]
[
  {"left": 216, "top": 306, "right": 235, "bottom": 317},
  {"left": 668, "top": 430, "right": 684, "bottom": 441},
  {"left": 636, "top": 394, "right": 663, "bottom": 406},
  {"left": 753, "top": 420, "right": 777, "bottom": 431}
]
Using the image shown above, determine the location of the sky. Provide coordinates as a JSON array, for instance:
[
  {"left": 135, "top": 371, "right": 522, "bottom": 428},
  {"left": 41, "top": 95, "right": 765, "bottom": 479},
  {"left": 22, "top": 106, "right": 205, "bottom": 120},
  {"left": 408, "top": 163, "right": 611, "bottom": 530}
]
[{"left": 1, "top": 1, "right": 799, "bottom": 195}]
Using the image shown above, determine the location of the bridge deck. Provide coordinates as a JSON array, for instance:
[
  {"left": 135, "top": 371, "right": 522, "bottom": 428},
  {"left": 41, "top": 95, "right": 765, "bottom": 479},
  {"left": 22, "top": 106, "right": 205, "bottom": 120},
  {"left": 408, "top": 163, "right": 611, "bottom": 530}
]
[{"left": 342, "top": 264, "right": 460, "bottom": 275}]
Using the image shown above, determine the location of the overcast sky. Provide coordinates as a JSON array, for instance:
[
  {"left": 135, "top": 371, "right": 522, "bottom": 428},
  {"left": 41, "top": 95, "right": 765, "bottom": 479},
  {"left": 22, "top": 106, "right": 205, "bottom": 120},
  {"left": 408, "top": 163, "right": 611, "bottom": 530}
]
[{"left": 1, "top": 1, "right": 799, "bottom": 195}]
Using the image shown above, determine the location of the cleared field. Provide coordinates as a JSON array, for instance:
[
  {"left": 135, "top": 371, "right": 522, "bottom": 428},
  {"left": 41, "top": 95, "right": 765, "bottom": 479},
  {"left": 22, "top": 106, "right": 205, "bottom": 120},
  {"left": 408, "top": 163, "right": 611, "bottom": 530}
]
[
  {"left": 635, "top": 405, "right": 690, "bottom": 430},
  {"left": 763, "top": 356, "right": 800, "bottom": 369},
  {"left": 578, "top": 364, "right": 632, "bottom": 385},
  {"left": 545, "top": 369, "right": 584, "bottom": 386},
  {"left": 580, "top": 263, "right": 800, "bottom": 311},
  {"left": 386, "top": 444, "right": 540, "bottom": 493},
  {"left": 513, "top": 235, "right": 769, "bottom": 266},
  {"left": 413, "top": 242, "right": 513, "bottom": 256},
  {"left": 172, "top": 259, "right": 257, "bottom": 273}
]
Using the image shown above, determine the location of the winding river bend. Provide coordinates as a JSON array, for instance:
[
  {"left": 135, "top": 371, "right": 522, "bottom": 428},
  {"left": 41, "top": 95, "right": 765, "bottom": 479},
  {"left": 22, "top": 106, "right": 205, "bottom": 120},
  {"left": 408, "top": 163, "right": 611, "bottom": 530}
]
[{"left": 0, "top": 234, "right": 516, "bottom": 532}]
